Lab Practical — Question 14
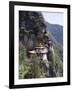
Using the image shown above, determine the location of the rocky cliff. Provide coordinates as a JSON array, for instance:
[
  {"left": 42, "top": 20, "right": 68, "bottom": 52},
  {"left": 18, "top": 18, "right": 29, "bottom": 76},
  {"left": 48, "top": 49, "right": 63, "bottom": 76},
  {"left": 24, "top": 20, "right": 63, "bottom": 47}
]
[{"left": 19, "top": 11, "right": 49, "bottom": 50}]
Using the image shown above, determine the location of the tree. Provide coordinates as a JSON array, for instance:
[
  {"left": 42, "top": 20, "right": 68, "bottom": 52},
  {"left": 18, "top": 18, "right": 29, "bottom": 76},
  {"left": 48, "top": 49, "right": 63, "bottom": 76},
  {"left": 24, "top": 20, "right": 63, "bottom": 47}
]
[{"left": 19, "top": 42, "right": 30, "bottom": 79}]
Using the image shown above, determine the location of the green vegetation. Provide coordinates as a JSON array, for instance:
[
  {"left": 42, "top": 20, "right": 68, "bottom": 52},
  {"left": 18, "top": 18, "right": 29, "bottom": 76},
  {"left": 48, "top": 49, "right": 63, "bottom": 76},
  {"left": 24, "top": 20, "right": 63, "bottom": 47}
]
[
  {"left": 19, "top": 42, "right": 47, "bottom": 79},
  {"left": 19, "top": 41, "right": 63, "bottom": 78},
  {"left": 25, "top": 54, "right": 41, "bottom": 78},
  {"left": 19, "top": 42, "right": 30, "bottom": 79}
]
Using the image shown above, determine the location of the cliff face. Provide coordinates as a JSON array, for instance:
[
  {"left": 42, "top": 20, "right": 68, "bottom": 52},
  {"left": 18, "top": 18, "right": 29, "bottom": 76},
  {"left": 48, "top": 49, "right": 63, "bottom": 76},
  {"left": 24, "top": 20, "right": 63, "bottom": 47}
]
[
  {"left": 19, "top": 11, "right": 48, "bottom": 50},
  {"left": 19, "top": 11, "right": 46, "bottom": 31}
]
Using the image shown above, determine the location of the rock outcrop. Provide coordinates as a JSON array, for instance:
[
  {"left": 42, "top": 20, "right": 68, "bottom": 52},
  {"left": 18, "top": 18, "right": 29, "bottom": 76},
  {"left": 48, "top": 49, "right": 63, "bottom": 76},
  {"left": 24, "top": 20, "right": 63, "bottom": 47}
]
[{"left": 19, "top": 11, "right": 48, "bottom": 50}]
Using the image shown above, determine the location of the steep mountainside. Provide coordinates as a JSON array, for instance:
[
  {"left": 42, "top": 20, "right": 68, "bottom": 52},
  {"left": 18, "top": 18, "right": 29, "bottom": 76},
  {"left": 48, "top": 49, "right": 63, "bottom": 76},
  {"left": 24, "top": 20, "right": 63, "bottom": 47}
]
[
  {"left": 19, "top": 11, "right": 47, "bottom": 50},
  {"left": 47, "top": 22, "right": 63, "bottom": 46}
]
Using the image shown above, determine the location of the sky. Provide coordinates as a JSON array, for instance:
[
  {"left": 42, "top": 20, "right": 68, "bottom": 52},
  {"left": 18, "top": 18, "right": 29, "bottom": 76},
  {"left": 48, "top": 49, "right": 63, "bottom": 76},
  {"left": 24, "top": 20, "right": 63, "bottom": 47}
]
[{"left": 42, "top": 12, "right": 64, "bottom": 26}]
